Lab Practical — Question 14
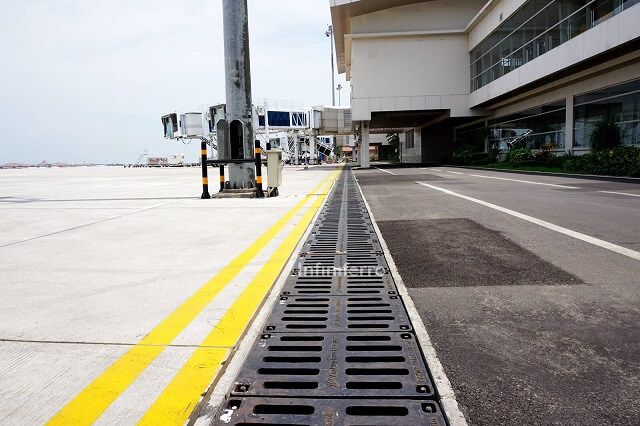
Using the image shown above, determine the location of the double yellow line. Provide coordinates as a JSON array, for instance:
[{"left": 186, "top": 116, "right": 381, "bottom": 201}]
[{"left": 47, "top": 167, "right": 341, "bottom": 425}]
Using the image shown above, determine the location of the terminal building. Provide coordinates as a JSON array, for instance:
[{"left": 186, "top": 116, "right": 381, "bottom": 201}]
[{"left": 330, "top": 0, "right": 640, "bottom": 165}]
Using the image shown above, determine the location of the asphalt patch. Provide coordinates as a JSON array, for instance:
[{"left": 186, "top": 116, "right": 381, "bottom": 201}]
[{"left": 378, "top": 218, "right": 582, "bottom": 287}]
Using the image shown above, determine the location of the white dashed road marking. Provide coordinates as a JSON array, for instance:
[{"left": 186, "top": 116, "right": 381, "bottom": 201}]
[
  {"left": 374, "top": 167, "right": 398, "bottom": 175},
  {"left": 469, "top": 174, "right": 578, "bottom": 189},
  {"left": 599, "top": 191, "right": 640, "bottom": 198}
]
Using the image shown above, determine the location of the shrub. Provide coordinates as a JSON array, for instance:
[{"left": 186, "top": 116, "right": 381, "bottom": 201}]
[
  {"left": 452, "top": 143, "right": 475, "bottom": 165},
  {"left": 589, "top": 117, "right": 622, "bottom": 151},
  {"left": 506, "top": 147, "right": 534, "bottom": 163},
  {"left": 562, "top": 146, "right": 640, "bottom": 177}
]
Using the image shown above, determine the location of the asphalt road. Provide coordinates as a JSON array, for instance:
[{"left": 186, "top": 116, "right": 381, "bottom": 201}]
[{"left": 356, "top": 166, "right": 640, "bottom": 426}]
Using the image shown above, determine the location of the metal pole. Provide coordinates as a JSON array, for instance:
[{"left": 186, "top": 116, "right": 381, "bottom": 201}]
[
  {"left": 331, "top": 33, "right": 335, "bottom": 106},
  {"left": 327, "top": 25, "right": 335, "bottom": 106},
  {"left": 222, "top": 0, "right": 255, "bottom": 189},
  {"left": 219, "top": 165, "right": 225, "bottom": 192},
  {"left": 254, "top": 140, "right": 264, "bottom": 198},
  {"left": 200, "top": 141, "right": 210, "bottom": 199}
]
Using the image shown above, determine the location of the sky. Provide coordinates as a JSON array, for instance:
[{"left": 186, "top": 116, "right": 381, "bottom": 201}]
[{"left": 0, "top": 0, "right": 349, "bottom": 164}]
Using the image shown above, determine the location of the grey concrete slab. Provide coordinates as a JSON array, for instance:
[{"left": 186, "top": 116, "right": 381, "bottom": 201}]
[
  {"left": 356, "top": 167, "right": 640, "bottom": 425},
  {"left": 0, "top": 165, "right": 337, "bottom": 424}
]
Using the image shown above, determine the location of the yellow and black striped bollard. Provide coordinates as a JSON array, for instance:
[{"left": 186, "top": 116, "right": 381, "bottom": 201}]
[
  {"left": 219, "top": 165, "right": 225, "bottom": 192},
  {"left": 200, "top": 141, "right": 210, "bottom": 199},
  {"left": 254, "top": 140, "right": 265, "bottom": 198}
]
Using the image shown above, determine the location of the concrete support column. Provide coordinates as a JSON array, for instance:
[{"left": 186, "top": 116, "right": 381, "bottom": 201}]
[
  {"left": 565, "top": 95, "right": 574, "bottom": 154},
  {"left": 294, "top": 136, "right": 299, "bottom": 165},
  {"left": 360, "top": 121, "right": 370, "bottom": 168}
]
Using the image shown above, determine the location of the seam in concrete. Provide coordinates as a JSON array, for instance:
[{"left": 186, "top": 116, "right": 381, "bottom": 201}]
[
  {"left": 354, "top": 175, "right": 469, "bottom": 426},
  {"left": 0, "top": 199, "right": 186, "bottom": 249},
  {"left": 188, "top": 175, "right": 339, "bottom": 426},
  {"left": 0, "top": 339, "right": 231, "bottom": 349}
]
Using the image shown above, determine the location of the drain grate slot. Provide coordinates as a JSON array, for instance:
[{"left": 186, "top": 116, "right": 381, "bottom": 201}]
[
  {"left": 215, "top": 398, "right": 446, "bottom": 425},
  {"left": 266, "top": 295, "right": 411, "bottom": 332},
  {"left": 282, "top": 275, "right": 397, "bottom": 296}
]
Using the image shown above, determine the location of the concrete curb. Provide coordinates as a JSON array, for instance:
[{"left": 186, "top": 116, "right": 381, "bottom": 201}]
[{"left": 354, "top": 174, "right": 469, "bottom": 426}]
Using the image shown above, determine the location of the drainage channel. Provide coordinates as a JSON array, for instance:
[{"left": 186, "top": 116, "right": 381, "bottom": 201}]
[{"left": 214, "top": 167, "right": 446, "bottom": 425}]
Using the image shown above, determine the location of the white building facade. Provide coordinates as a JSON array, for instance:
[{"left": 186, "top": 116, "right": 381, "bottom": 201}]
[{"left": 330, "top": 0, "right": 640, "bottom": 164}]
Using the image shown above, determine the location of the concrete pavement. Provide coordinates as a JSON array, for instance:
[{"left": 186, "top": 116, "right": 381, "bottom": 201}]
[
  {"left": 0, "top": 164, "right": 339, "bottom": 425},
  {"left": 356, "top": 166, "right": 640, "bottom": 425}
]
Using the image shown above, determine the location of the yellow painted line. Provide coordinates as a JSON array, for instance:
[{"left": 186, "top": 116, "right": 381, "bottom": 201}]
[
  {"left": 138, "top": 170, "right": 341, "bottom": 425},
  {"left": 46, "top": 170, "right": 339, "bottom": 426}
]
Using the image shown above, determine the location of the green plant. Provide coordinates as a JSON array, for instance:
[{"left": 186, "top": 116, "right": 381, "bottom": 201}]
[
  {"left": 589, "top": 117, "right": 622, "bottom": 151},
  {"left": 506, "top": 147, "right": 534, "bottom": 163},
  {"left": 387, "top": 152, "right": 400, "bottom": 163},
  {"left": 562, "top": 146, "right": 640, "bottom": 177},
  {"left": 452, "top": 143, "right": 474, "bottom": 165}
]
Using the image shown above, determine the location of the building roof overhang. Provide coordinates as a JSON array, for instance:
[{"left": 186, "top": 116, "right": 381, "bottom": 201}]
[
  {"left": 330, "top": 0, "right": 494, "bottom": 76},
  {"left": 330, "top": 0, "right": 433, "bottom": 75}
]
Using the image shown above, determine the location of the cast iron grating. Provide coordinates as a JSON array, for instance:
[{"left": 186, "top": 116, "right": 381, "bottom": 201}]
[
  {"left": 263, "top": 295, "right": 411, "bottom": 333},
  {"left": 281, "top": 274, "right": 397, "bottom": 296},
  {"left": 230, "top": 333, "right": 432, "bottom": 399},
  {"left": 215, "top": 167, "right": 445, "bottom": 425}
]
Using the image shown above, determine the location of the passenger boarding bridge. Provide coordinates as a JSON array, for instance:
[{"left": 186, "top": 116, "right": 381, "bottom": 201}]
[{"left": 162, "top": 103, "right": 353, "bottom": 166}]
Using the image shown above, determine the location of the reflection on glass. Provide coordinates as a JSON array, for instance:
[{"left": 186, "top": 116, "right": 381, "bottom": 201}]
[
  {"left": 574, "top": 79, "right": 640, "bottom": 146},
  {"left": 470, "top": 0, "right": 640, "bottom": 91},
  {"left": 487, "top": 101, "right": 567, "bottom": 150}
]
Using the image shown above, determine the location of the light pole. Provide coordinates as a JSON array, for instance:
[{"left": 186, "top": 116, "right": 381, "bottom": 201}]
[
  {"left": 325, "top": 25, "right": 335, "bottom": 106},
  {"left": 336, "top": 84, "right": 342, "bottom": 106}
]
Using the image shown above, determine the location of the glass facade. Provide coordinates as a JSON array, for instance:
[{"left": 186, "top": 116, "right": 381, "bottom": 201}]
[
  {"left": 471, "top": 0, "right": 640, "bottom": 91},
  {"left": 454, "top": 79, "right": 640, "bottom": 152},
  {"left": 487, "top": 100, "right": 567, "bottom": 150},
  {"left": 574, "top": 79, "right": 640, "bottom": 146},
  {"left": 455, "top": 123, "right": 487, "bottom": 152}
]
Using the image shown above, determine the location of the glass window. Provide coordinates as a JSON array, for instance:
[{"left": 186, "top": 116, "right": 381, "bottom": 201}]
[
  {"left": 487, "top": 100, "right": 566, "bottom": 150},
  {"left": 470, "top": 0, "right": 639, "bottom": 91},
  {"left": 574, "top": 79, "right": 640, "bottom": 146},
  {"left": 405, "top": 130, "right": 415, "bottom": 149}
]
